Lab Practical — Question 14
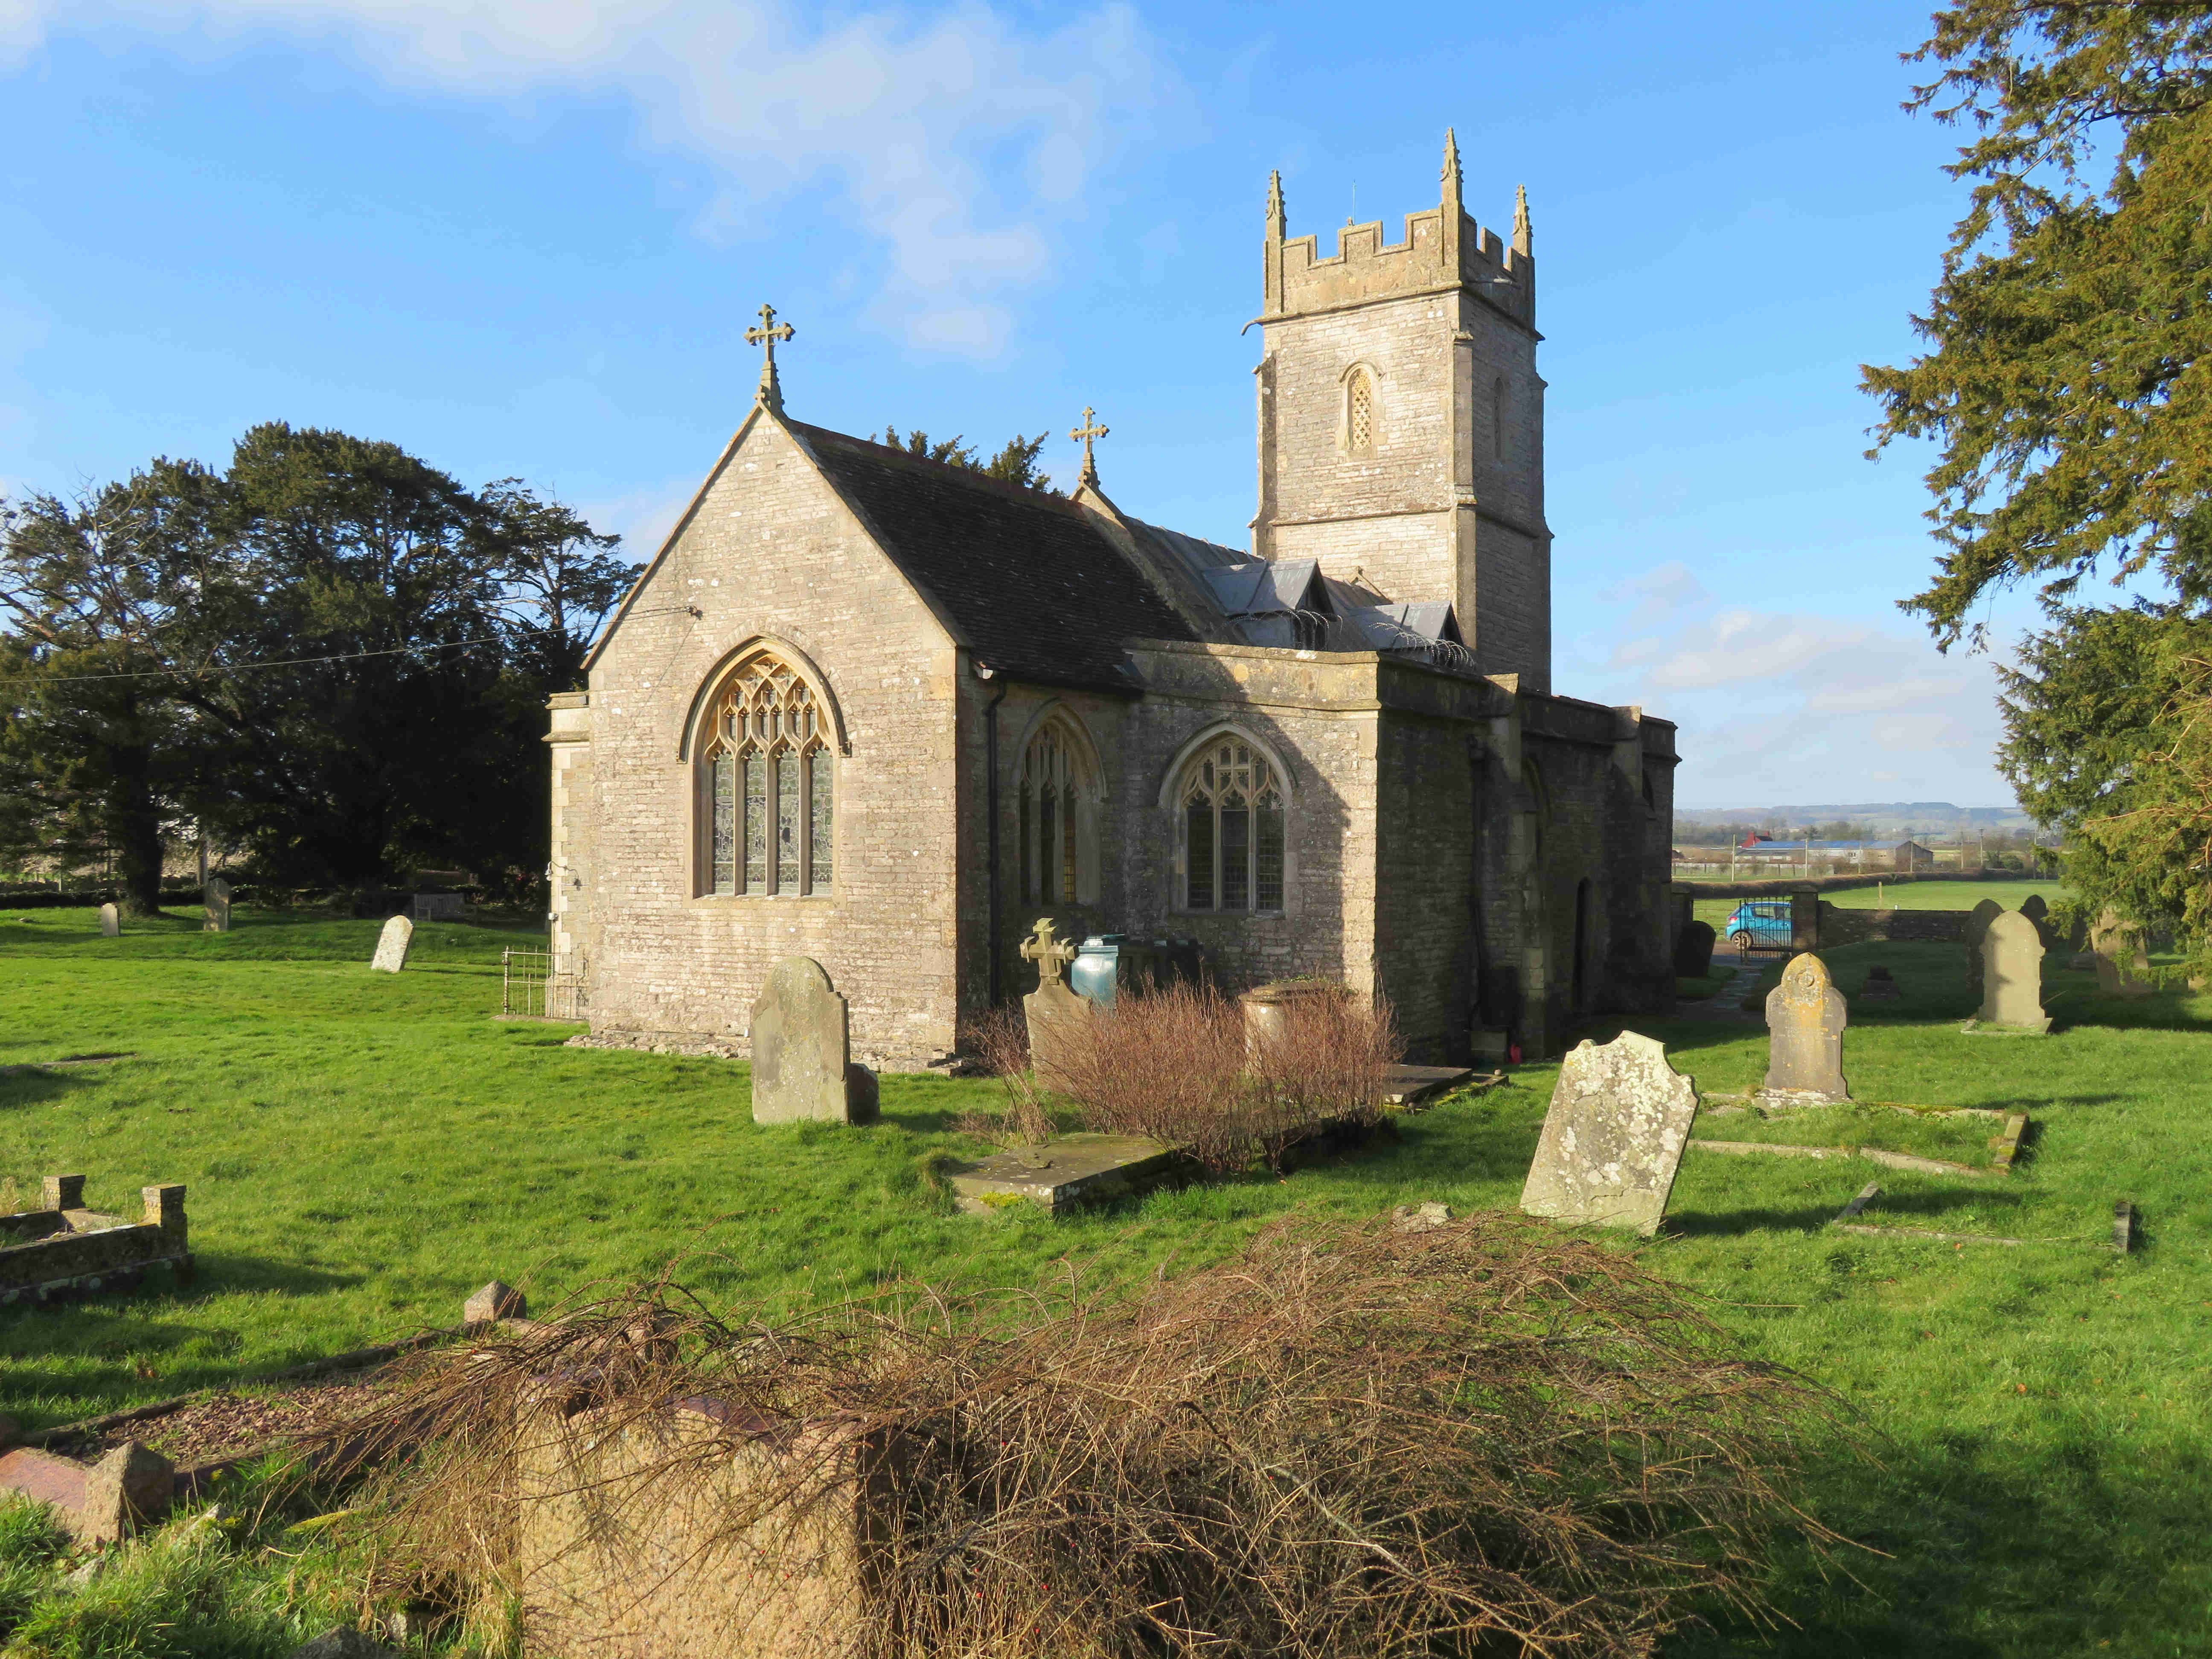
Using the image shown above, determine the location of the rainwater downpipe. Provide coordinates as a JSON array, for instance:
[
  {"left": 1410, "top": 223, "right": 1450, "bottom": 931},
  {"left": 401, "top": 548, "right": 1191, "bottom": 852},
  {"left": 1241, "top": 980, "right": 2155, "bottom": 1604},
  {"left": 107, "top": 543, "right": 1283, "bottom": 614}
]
[{"left": 978, "top": 661, "right": 1010, "bottom": 1005}]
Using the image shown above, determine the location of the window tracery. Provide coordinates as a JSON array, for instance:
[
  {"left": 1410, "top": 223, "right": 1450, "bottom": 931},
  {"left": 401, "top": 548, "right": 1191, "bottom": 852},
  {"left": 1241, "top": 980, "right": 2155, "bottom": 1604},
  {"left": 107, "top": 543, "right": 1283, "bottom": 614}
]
[
  {"left": 1179, "top": 736, "right": 1285, "bottom": 913},
  {"left": 701, "top": 655, "right": 832, "bottom": 896},
  {"left": 1019, "top": 717, "right": 1098, "bottom": 905}
]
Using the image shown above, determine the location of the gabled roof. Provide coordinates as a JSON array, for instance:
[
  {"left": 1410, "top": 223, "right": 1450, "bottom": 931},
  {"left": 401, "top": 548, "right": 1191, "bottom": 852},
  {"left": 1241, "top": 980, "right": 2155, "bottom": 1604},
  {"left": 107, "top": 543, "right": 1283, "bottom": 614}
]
[{"left": 786, "top": 422, "right": 1202, "bottom": 693}]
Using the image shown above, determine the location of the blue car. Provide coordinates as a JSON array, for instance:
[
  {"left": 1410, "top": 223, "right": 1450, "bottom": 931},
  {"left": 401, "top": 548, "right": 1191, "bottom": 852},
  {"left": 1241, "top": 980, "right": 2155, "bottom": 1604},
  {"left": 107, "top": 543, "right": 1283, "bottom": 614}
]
[{"left": 1723, "top": 899, "right": 1793, "bottom": 952}]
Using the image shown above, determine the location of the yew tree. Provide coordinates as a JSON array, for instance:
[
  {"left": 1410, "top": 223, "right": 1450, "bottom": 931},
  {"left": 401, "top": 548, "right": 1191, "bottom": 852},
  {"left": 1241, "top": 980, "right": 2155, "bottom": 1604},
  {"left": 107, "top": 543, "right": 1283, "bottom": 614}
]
[{"left": 1866, "top": 1, "right": 2212, "bottom": 959}]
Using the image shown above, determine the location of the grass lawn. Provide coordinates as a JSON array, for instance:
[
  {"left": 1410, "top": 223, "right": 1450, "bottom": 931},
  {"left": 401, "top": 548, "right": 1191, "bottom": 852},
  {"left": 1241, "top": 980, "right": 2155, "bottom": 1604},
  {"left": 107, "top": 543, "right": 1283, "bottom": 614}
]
[{"left": 3, "top": 905, "right": 2211, "bottom": 1656}]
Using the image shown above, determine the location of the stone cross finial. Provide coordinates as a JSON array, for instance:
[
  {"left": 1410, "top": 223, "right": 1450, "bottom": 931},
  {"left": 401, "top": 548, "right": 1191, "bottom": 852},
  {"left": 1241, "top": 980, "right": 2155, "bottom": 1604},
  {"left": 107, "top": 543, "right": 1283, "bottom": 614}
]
[
  {"left": 1019, "top": 917, "right": 1080, "bottom": 987},
  {"left": 1069, "top": 406, "right": 1109, "bottom": 487},
  {"left": 745, "top": 303, "right": 796, "bottom": 412}
]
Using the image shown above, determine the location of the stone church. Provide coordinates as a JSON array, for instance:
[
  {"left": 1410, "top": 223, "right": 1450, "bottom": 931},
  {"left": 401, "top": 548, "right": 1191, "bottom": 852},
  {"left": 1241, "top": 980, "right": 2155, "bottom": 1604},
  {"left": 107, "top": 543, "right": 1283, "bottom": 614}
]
[{"left": 546, "top": 135, "right": 1679, "bottom": 1070}]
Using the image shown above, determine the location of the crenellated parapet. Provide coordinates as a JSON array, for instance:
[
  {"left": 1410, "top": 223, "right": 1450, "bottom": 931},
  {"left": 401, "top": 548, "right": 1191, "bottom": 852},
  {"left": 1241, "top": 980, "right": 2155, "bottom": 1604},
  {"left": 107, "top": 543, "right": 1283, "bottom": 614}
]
[{"left": 1260, "top": 131, "right": 1534, "bottom": 330}]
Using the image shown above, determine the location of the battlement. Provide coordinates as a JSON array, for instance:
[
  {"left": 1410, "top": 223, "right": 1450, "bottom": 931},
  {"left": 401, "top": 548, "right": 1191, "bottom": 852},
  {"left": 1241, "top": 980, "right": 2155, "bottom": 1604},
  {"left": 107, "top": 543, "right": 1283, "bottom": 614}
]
[{"left": 1261, "top": 133, "right": 1534, "bottom": 330}]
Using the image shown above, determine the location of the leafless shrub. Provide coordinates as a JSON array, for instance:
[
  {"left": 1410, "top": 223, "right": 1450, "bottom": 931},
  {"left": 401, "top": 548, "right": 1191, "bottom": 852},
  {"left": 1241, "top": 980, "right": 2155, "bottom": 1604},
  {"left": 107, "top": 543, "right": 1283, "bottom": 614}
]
[
  {"left": 1054, "top": 981, "right": 1404, "bottom": 1173},
  {"left": 336, "top": 1215, "right": 1841, "bottom": 1659},
  {"left": 956, "top": 1005, "right": 1054, "bottom": 1146}
]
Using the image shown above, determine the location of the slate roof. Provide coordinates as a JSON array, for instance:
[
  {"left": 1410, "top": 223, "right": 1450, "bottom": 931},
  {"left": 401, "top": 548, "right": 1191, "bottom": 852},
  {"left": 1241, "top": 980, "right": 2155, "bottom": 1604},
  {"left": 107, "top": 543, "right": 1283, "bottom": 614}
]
[{"left": 789, "top": 422, "right": 1202, "bottom": 693}]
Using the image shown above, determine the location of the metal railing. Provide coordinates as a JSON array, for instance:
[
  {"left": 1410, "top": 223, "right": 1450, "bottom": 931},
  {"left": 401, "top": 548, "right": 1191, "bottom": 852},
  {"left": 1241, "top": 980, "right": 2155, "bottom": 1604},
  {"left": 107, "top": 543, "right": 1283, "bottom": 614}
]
[{"left": 502, "top": 947, "right": 582, "bottom": 1019}]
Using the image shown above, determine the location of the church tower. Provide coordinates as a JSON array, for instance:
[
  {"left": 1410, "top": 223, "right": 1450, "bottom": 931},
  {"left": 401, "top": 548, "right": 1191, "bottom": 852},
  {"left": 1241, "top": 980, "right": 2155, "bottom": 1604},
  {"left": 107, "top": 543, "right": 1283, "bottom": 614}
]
[{"left": 1252, "top": 134, "right": 1551, "bottom": 689}]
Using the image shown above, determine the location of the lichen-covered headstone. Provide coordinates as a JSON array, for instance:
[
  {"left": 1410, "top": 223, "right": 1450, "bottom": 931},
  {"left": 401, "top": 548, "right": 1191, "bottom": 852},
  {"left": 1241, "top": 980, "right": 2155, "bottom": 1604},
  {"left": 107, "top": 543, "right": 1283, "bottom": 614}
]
[
  {"left": 1762, "top": 952, "right": 1849, "bottom": 1103},
  {"left": 370, "top": 914, "right": 413, "bottom": 973},
  {"left": 98, "top": 903, "right": 119, "bottom": 938},
  {"left": 1519, "top": 1031, "right": 1698, "bottom": 1237},
  {"left": 1962, "top": 899, "right": 2002, "bottom": 1000},
  {"left": 749, "top": 956, "right": 875, "bottom": 1124},
  {"left": 1671, "top": 920, "right": 1716, "bottom": 978},
  {"left": 203, "top": 876, "right": 231, "bottom": 934},
  {"left": 1971, "top": 910, "right": 2050, "bottom": 1033},
  {"left": 1019, "top": 918, "right": 1090, "bottom": 1090}
]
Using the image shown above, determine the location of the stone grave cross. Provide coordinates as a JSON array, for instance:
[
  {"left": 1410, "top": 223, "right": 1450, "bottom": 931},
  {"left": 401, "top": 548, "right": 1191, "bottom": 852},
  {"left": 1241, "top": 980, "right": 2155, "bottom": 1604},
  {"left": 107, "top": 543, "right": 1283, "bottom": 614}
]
[{"left": 1020, "top": 917, "right": 1080, "bottom": 988}]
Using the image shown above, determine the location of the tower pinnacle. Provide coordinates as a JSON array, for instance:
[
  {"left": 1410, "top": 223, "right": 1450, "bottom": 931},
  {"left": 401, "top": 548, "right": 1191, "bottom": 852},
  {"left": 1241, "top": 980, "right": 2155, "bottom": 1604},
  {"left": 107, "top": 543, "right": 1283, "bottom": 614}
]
[
  {"left": 1266, "top": 169, "right": 1285, "bottom": 242},
  {"left": 1512, "top": 183, "right": 1532, "bottom": 257},
  {"left": 1442, "top": 128, "right": 1462, "bottom": 213}
]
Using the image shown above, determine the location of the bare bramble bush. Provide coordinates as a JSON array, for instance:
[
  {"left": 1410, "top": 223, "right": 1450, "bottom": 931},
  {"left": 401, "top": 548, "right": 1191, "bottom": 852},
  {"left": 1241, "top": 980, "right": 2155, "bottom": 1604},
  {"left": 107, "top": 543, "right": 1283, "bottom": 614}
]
[
  {"left": 339, "top": 1214, "right": 1838, "bottom": 1659},
  {"left": 1053, "top": 981, "right": 1403, "bottom": 1173},
  {"left": 955, "top": 1005, "right": 1055, "bottom": 1146}
]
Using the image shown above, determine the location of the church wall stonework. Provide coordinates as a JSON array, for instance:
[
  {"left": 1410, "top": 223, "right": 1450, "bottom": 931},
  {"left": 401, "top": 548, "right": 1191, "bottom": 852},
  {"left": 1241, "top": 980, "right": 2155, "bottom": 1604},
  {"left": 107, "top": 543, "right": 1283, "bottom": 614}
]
[{"left": 555, "top": 416, "right": 967, "bottom": 1069}]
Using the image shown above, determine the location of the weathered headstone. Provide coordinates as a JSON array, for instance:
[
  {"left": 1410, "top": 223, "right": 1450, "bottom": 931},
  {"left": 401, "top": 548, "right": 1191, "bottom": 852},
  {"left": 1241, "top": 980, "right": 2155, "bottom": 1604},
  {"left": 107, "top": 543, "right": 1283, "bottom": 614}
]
[
  {"left": 203, "top": 877, "right": 231, "bottom": 934},
  {"left": 1519, "top": 1030, "right": 1698, "bottom": 1237},
  {"left": 2090, "top": 907, "right": 2152, "bottom": 997},
  {"left": 369, "top": 914, "right": 413, "bottom": 973},
  {"left": 748, "top": 956, "right": 875, "bottom": 1125},
  {"left": 1969, "top": 910, "right": 2049, "bottom": 1033},
  {"left": 1019, "top": 918, "right": 1089, "bottom": 1089},
  {"left": 1762, "top": 952, "right": 1849, "bottom": 1103},
  {"left": 98, "top": 903, "right": 119, "bottom": 938},
  {"left": 1962, "top": 899, "right": 2002, "bottom": 1000},
  {"left": 2018, "top": 892, "right": 2054, "bottom": 948},
  {"left": 1672, "top": 920, "right": 1716, "bottom": 978},
  {"left": 1858, "top": 964, "right": 1900, "bottom": 1001}
]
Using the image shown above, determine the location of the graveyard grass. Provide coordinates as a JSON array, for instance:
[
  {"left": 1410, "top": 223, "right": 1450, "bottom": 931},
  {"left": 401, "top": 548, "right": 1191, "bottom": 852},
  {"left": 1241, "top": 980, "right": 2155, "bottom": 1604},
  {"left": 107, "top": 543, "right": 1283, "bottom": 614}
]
[{"left": 3, "top": 903, "right": 2211, "bottom": 1657}]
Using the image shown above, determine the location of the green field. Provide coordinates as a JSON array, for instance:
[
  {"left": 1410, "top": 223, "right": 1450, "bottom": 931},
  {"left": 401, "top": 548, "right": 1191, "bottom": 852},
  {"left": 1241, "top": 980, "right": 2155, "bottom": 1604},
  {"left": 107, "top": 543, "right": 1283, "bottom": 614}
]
[
  {"left": 3, "top": 904, "right": 2210, "bottom": 1656},
  {"left": 1693, "top": 879, "right": 2068, "bottom": 932}
]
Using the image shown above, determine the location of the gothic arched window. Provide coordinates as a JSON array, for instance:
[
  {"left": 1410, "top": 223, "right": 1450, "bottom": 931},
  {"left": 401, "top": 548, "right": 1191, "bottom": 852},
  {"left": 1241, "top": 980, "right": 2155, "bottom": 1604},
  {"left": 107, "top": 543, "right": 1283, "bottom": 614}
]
[
  {"left": 1019, "top": 716, "right": 1099, "bottom": 905},
  {"left": 1347, "top": 367, "right": 1376, "bottom": 457},
  {"left": 1179, "top": 736, "right": 1286, "bottom": 913},
  {"left": 700, "top": 654, "right": 833, "bottom": 896}
]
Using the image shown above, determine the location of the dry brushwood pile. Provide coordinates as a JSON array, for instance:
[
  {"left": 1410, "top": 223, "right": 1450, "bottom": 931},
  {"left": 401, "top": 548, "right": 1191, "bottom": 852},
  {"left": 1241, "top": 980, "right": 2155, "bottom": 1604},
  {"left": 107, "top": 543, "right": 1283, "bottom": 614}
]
[
  {"left": 975, "top": 981, "right": 1406, "bottom": 1171},
  {"left": 335, "top": 1213, "right": 1839, "bottom": 1659}
]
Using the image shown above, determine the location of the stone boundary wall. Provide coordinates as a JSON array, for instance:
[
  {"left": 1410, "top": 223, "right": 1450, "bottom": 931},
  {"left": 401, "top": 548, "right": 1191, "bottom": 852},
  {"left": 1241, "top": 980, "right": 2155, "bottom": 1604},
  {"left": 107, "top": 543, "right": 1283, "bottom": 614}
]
[
  {"left": 1678, "top": 871, "right": 2041, "bottom": 900},
  {"left": 1815, "top": 904, "right": 1969, "bottom": 946}
]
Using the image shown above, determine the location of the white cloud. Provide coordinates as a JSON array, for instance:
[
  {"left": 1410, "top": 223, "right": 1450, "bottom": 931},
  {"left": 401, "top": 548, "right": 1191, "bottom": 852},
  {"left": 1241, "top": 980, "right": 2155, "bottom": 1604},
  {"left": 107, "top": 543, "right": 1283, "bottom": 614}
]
[
  {"left": 1582, "top": 560, "right": 2017, "bottom": 806},
  {"left": 1, "top": 0, "right": 1169, "bottom": 358}
]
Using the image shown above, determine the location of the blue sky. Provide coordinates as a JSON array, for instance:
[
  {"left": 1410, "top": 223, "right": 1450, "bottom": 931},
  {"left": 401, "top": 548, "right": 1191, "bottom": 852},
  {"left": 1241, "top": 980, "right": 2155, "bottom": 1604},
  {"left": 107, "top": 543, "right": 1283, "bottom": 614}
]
[{"left": 0, "top": 0, "right": 2049, "bottom": 808}]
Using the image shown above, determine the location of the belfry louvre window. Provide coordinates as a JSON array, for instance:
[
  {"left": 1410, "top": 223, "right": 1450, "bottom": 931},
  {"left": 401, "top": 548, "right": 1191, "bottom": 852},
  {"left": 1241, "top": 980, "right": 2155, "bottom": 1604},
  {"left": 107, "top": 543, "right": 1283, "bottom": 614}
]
[
  {"left": 1019, "top": 719, "right": 1097, "bottom": 905},
  {"left": 702, "top": 656, "right": 832, "bottom": 896},
  {"left": 1348, "top": 369, "right": 1375, "bottom": 454},
  {"left": 1180, "top": 738, "right": 1285, "bottom": 913}
]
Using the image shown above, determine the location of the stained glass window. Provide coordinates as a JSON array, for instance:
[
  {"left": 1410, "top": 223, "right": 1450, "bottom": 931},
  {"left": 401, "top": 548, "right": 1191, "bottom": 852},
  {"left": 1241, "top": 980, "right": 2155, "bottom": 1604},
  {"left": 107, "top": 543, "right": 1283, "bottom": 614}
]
[
  {"left": 701, "top": 654, "right": 833, "bottom": 896},
  {"left": 1181, "top": 738, "right": 1286, "bottom": 913}
]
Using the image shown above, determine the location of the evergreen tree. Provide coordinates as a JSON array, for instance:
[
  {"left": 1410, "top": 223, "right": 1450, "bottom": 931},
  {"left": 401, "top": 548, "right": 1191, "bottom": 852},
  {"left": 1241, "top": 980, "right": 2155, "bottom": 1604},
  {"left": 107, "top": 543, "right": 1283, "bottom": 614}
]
[
  {"left": 878, "top": 426, "right": 1057, "bottom": 491},
  {"left": 1864, "top": 2, "right": 2212, "bottom": 958}
]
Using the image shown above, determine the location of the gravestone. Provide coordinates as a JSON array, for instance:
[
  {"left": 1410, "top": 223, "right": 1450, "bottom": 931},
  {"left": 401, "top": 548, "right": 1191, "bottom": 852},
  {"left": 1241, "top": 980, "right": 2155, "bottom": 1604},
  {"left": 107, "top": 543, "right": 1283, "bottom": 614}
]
[
  {"left": 2090, "top": 908, "right": 2152, "bottom": 997},
  {"left": 1519, "top": 1030, "right": 1698, "bottom": 1237},
  {"left": 98, "top": 904, "right": 119, "bottom": 938},
  {"left": 749, "top": 956, "right": 875, "bottom": 1125},
  {"left": 1970, "top": 910, "right": 2050, "bottom": 1033},
  {"left": 203, "top": 877, "right": 231, "bottom": 934},
  {"left": 1672, "top": 920, "right": 1716, "bottom": 978},
  {"left": 369, "top": 914, "right": 413, "bottom": 973},
  {"left": 2018, "top": 892, "right": 2054, "bottom": 948},
  {"left": 1019, "top": 918, "right": 1089, "bottom": 1089},
  {"left": 1858, "top": 964, "right": 1900, "bottom": 1001},
  {"left": 1962, "top": 899, "right": 2002, "bottom": 1000},
  {"left": 1762, "top": 952, "right": 1849, "bottom": 1103}
]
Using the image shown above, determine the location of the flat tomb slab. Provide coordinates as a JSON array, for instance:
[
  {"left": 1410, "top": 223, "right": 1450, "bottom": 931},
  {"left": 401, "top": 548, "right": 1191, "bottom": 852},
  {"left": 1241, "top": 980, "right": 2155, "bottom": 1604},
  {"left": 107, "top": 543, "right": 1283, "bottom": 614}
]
[
  {"left": 1381, "top": 1065, "right": 1478, "bottom": 1106},
  {"left": 946, "top": 1134, "right": 1191, "bottom": 1216}
]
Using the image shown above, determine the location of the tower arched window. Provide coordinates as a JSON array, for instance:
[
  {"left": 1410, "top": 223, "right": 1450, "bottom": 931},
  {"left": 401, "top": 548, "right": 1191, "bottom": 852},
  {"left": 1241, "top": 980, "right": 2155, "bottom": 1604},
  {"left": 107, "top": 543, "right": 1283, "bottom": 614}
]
[
  {"left": 699, "top": 654, "right": 833, "bottom": 896},
  {"left": 1019, "top": 716, "right": 1100, "bottom": 905},
  {"left": 1347, "top": 367, "right": 1376, "bottom": 457},
  {"left": 1179, "top": 736, "right": 1286, "bottom": 913}
]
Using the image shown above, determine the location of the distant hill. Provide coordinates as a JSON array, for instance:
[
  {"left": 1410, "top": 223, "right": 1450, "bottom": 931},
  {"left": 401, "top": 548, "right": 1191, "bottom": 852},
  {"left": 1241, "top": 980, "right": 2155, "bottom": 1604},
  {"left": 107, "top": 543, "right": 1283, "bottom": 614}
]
[{"left": 1676, "top": 802, "right": 2035, "bottom": 834}]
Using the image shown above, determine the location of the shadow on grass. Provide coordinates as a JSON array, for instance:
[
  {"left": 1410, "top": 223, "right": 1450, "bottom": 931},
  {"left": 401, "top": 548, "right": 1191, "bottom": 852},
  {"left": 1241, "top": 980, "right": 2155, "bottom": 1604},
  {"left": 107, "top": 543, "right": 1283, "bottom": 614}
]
[
  {"left": 1678, "top": 1435, "right": 2212, "bottom": 1658},
  {"left": 0, "top": 1068, "right": 106, "bottom": 1110}
]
